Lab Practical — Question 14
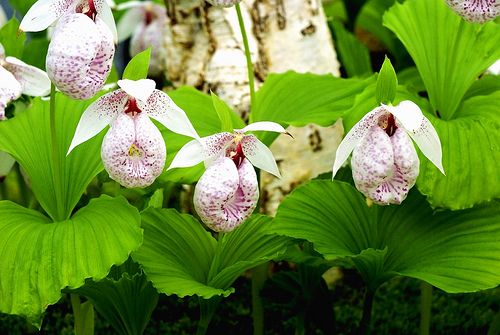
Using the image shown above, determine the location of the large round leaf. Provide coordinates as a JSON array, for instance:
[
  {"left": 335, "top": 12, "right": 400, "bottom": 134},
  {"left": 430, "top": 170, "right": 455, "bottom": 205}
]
[
  {"left": 133, "top": 209, "right": 289, "bottom": 299},
  {"left": 269, "top": 180, "right": 500, "bottom": 293},
  {"left": 0, "top": 195, "right": 142, "bottom": 328}
]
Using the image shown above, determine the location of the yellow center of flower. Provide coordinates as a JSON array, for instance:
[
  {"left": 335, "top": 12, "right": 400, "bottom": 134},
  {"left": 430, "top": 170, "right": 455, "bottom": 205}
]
[{"left": 128, "top": 144, "right": 141, "bottom": 157}]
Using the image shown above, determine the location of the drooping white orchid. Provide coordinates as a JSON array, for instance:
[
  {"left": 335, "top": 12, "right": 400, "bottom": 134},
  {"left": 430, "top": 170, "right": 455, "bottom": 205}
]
[
  {"left": 444, "top": 0, "right": 500, "bottom": 23},
  {"left": 169, "top": 121, "right": 291, "bottom": 232},
  {"left": 20, "top": 0, "right": 117, "bottom": 100},
  {"left": 0, "top": 4, "right": 6, "bottom": 28},
  {"left": 116, "top": 1, "right": 167, "bottom": 77},
  {"left": 0, "top": 43, "right": 51, "bottom": 119},
  {"left": 67, "top": 78, "right": 198, "bottom": 188},
  {"left": 332, "top": 100, "right": 445, "bottom": 205},
  {"left": 206, "top": 0, "right": 243, "bottom": 7}
]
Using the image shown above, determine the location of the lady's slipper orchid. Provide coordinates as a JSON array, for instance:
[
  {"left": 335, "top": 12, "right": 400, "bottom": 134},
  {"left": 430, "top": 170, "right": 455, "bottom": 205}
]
[
  {"left": 0, "top": 43, "right": 51, "bottom": 119},
  {"left": 444, "top": 0, "right": 500, "bottom": 23},
  {"left": 20, "top": 0, "right": 117, "bottom": 100},
  {"left": 332, "top": 101, "right": 445, "bottom": 205},
  {"left": 206, "top": 0, "right": 243, "bottom": 8},
  {"left": 116, "top": 1, "right": 167, "bottom": 77},
  {"left": 169, "top": 122, "right": 291, "bottom": 232},
  {"left": 67, "top": 78, "right": 198, "bottom": 188}
]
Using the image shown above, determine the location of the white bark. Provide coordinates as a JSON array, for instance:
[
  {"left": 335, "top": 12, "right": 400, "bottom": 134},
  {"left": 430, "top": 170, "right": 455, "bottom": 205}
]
[{"left": 165, "top": 0, "right": 343, "bottom": 215}]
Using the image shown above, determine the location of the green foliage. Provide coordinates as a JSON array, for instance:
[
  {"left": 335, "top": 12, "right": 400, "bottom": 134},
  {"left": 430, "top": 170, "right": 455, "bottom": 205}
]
[
  {"left": 122, "top": 47, "right": 151, "bottom": 81},
  {"left": 132, "top": 209, "right": 289, "bottom": 299},
  {"left": 253, "top": 71, "right": 376, "bottom": 145},
  {"left": 329, "top": 19, "right": 373, "bottom": 78},
  {"left": 211, "top": 91, "right": 234, "bottom": 133},
  {"left": 0, "top": 17, "right": 26, "bottom": 59},
  {"left": 0, "top": 94, "right": 105, "bottom": 221},
  {"left": 383, "top": 0, "right": 500, "bottom": 120},
  {"left": 375, "top": 55, "right": 397, "bottom": 104},
  {"left": 269, "top": 180, "right": 500, "bottom": 293},
  {"left": 0, "top": 195, "right": 142, "bottom": 328}
]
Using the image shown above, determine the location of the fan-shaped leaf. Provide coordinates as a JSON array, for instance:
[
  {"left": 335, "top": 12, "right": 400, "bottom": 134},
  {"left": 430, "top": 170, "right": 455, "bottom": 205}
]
[
  {"left": 0, "top": 195, "right": 142, "bottom": 328},
  {"left": 269, "top": 180, "right": 500, "bottom": 293}
]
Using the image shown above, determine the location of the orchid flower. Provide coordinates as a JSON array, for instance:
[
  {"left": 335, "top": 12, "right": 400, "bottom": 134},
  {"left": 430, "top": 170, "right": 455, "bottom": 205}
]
[
  {"left": 116, "top": 1, "right": 167, "bottom": 77},
  {"left": 67, "top": 78, "right": 198, "bottom": 188},
  {"left": 0, "top": 43, "right": 51, "bottom": 119},
  {"left": 206, "top": 0, "right": 243, "bottom": 8},
  {"left": 20, "top": 0, "right": 117, "bottom": 100},
  {"left": 444, "top": 0, "right": 500, "bottom": 23},
  {"left": 332, "top": 101, "right": 445, "bottom": 205},
  {"left": 486, "top": 59, "right": 500, "bottom": 76},
  {"left": 169, "top": 122, "right": 291, "bottom": 232}
]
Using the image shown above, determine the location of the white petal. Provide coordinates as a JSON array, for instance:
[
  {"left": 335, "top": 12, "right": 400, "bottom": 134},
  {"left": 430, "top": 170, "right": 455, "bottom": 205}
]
[
  {"left": 194, "top": 156, "right": 258, "bottom": 233},
  {"left": 241, "top": 134, "right": 281, "bottom": 178},
  {"left": 238, "top": 121, "right": 288, "bottom": 134},
  {"left": 167, "top": 139, "right": 205, "bottom": 170},
  {"left": 0, "top": 5, "right": 6, "bottom": 29},
  {"left": 406, "top": 117, "right": 445, "bottom": 175},
  {"left": 117, "top": 79, "right": 155, "bottom": 102},
  {"left": 143, "top": 90, "right": 199, "bottom": 139},
  {"left": 168, "top": 132, "right": 235, "bottom": 170},
  {"left": 19, "top": 0, "right": 73, "bottom": 32},
  {"left": 95, "top": 0, "right": 118, "bottom": 43},
  {"left": 332, "top": 107, "right": 384, "bottom": 177},
  {"left": 67, "top": 90, "right": 128, "bottom": 154},
  {"left": 46, "top": 13, "right": 115, "bottom": 100},
  {"left": 101, "top": 112, "right": 166, "bottom": 188},
  {"left": 383, "top": 101, "right": 423, "bottom": 133},
  {"left": 116, "top": 5, "right": 145, "bottom": 43},
  {"left": 115, "top": 1, "right": 144, "bottom": 11},
  {"left": 0, "top": 43, "right": 5, "bottom": 59},
  {"left": 0, "top": 67, "right": 22, "bottom": 118},
  {"left": 0, "top": 151, "right": 16, "bottom": 180},
  {"left": 4, "top": 57, "right": 51, "bottom": 96}
]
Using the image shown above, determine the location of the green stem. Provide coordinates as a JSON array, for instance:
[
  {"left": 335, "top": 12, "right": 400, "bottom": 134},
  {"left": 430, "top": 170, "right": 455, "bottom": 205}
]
[
  {"left": 295, "top": 310, "right": 306, "bottom": 335},
  {"left": 359, "top": 288, "right": 375, "bottom": 335},
  {"left": 252, "top": 262, "right": 268, "bottom": 335},
  {"left": 50, "top": 84, "right": 64, "bottom": 221},
  {"left": 196, "top": 296, "right": 223, "bottom": 335},
  {"left": 235, "top": 3, "right": 256, "bottom": 114},
  {"left": 420, "top": 281, "right": 432, "bottom": 335}
]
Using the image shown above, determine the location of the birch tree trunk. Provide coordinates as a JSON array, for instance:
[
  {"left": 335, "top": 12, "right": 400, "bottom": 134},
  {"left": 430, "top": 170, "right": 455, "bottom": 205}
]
[{"left": 164, "top": 0, "right": 343, "bottom": 214}]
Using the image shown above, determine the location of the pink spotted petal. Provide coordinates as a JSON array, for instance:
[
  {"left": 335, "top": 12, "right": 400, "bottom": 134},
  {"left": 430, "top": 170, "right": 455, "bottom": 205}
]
[
  {"left": 46, "top": 12, "right": 115, "bottom": 100},
  {"left": 206, "top": 0, "right": 243, "bottom": 8},
  {"left": 352, "top": 126, "right": 419, "bottom": 205},
  {"left": 241, "top": 134, "right": 282, "bottom": 178},
  {"left": 444, "top": 0, "right": 500, "bottom": 23},
  {"left": 142, "top": 90, "right": 199, "bottom": 139},
  {"left": 194, "top": 157, "right": 259, "bottom": 233},
  {"left": 101, "top": 112, "right": 166, "bottom": 188},
  {"left": 93, "top": 0, "right": 118, "bottom": 43},
  {"left": 0, "top": 66, "right": 22, "bottom": 119},
  {"left": 19, "top": 0, "right": 73, "bottom": 32},
  {"left": 332, "top": 106, "right": 384, "bottom": 177},
  {"left": 67, "top": 90, "right": 128, "bottom": 154},
  {"left": 4, "top": 57, "right": 51, "bottom": 96},
  {"left": 130, "top": 16, "right": 166, "bottom": 77}
]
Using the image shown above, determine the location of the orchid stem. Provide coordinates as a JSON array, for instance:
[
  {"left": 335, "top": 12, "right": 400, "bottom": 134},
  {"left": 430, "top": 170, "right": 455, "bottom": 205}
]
[
  {"left": 235, "top": 3, "right": 256, "bottom": 113},
  {"left": 50, "top": 83, "right": 64, "bottom": 221},
  {"left": 359, "top": 288, "right": 375, "bottom": 334}
]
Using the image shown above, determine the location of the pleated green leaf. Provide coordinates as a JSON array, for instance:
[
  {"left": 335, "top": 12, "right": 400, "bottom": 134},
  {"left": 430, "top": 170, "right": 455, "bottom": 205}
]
[
  {"left": 0, "top": 195, "right": 142, "bottom": 328},
  {"left": 132, "top": 208, "right": 224, "bottom": 298},
  {"left": 253, "top": 71, "right": 376, "bottom": 146},
  {"left": 269, "top": 180, "right": 500, "bottom": 293},
  {"left": 0, "top": 94, "right": 105, "bottom": 221},
  {"left": 383, "top": 0, "right": 500, "bottom": 120},
  {"left": 208, "top": 215, "right": 289, "bottom": 290},
  {"left": 133, "top": 209, "right": 289, "bottom": 300},
  {"left": 69, "top": 271, "right": 158, "bottom": 335},
  {"left": 159, "top": 87, "right": 245, "bottom": 184}
]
